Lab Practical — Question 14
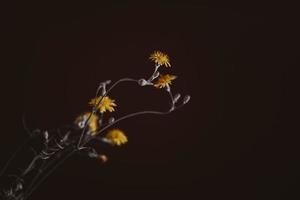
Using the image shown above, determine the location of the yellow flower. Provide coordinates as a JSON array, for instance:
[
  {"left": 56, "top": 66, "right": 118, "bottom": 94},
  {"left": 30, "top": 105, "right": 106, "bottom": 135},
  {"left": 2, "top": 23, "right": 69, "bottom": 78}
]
[
  {"left": 105, "top": 129, "right": 128, "bottom": 146},
  {"left": 74, "top": 112, "right": 99, "bottom": 135},
  {"left": 89, "top": 96, "right": 117, "bottom": 113},
  {"left": 154, "top": 74, "right": 177, "bottom": 88},
  {"left": 149, "top": 51, "right": 171, "bottom": 67}
]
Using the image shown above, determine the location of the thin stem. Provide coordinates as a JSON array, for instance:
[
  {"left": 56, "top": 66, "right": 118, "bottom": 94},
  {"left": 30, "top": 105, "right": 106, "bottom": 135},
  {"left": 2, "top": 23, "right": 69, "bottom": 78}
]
[
  {"left": 0, "top": 138, "right": 31, "bottom": 177},
  {"left": 77, "top": 78, "right": 138, "bottom": 148},
  {"left": 21, "top": 156, "right": 41, "bottom": 176},
  {"left": 83, "top": 109, "right": 174, "bottom": 147},
  {"left": 166, "top": 86, "right": 175, "bottom": 111},
  {"left": 98, "top": 112, "right": 104, "bottom": 126},
  {"left": 84, "top": 83, "right": 184, "bottom": 146},
  {"left": 1, "top": 113, "right": 37, "bottom": 178},
  {"left": 22, "top": 113, "right": 31, "bottom": 137},
  {"left": 22, "top": 148, "right": 76, "bottom": 200},
  {"left": 99, "top": 110, "right": 170, "bottom": 132},
  {"left": 23, "top": 160, "right": 46, "bottom": 197},
  {"left": 23, "top": 146, "right": 68, "bottom": 196},
  {"left": 77, "top": 83, "right": 107, "bottom": 148},
  {"left": 147, "top": 64, "right": 160, "bottom": 82}
]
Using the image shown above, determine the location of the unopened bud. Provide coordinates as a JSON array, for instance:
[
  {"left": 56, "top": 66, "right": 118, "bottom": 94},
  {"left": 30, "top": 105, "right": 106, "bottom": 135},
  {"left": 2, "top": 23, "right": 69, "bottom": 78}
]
[
  {"left": 99, "top": 154, "right": 108, "bottom": 163},
  {"left": 173, "top": 93, "right": 181, "bottom": 103},
  {"left": 43, "top": 131, "right": 49, "bottom": 142},
  {"left": 108, "top": 117, "right": 115, "bottom": 124},
  {"left": 88, "top": 151, "right": 99, "bottom": 158},
  {"left": 16, "top": 183, "right": 23, "bottom": 191},
  {"left": 101, "top": 138, "right": 111, "bottom": 144},
  {"left": 138, "top": 79, "right": 148, "bottom": 86},
  {"left": 62, "top": 132, "right": 70, "bottom": 143},
  {"left": 183, "top": 95, "right": 191, "bottom": 104},
  {"left": 78, "top": 121, "right": 85, "bottom": 128}
]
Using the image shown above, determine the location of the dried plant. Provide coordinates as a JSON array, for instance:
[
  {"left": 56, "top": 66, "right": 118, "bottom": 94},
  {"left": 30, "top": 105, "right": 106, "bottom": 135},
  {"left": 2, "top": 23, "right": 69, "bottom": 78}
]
[{"left": 0, "top": 51, "right": 190, "bottom": 200}]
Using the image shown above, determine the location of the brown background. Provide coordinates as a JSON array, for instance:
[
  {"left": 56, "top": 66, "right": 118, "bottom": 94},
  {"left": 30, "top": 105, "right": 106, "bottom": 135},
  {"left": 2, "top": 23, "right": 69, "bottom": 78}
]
[{"left": 0, "top": 1, "right": 297, "bottom": 200}]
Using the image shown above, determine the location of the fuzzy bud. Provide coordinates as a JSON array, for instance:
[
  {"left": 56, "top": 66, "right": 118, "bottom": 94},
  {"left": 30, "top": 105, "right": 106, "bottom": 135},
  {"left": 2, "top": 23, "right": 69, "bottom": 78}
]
[
  {"left": 43, "top": 131, "right": 49, "bottom": 142},
  {"left": 138, "top": 79, "right": 148, "bottom": 86},
  {"left": 99, "top": 154, "right": 108, "bottom": 163},
  {"left": 108, "top": 117, "right": 115, "bottom": 124},
  {"left": 173, "top": 93, "right": 181, "bottom": 103},
  {"left": 183, "top": 95, "right": 191, "bottom": 104},
  {"left": 62, "top": 132, "right": 70, "bottom": 143},
  {"left": 15, "top": 183, "right": 23, "bottom": 191},
  {"left": 88, "top": 151, "right": 99, "bottom": 159}
]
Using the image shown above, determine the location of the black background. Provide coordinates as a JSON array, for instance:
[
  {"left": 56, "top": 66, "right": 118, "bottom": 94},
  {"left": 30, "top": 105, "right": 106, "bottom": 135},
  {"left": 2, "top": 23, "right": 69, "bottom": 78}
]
[{"left": 0, "top": 1, "right": 298, "bottom": 200}]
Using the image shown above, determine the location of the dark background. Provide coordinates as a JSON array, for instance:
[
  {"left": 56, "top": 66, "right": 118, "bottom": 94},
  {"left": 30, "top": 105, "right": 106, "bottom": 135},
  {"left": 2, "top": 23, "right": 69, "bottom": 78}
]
[{"left": 0, "top": 1, "right": 298, "bottom": 200}]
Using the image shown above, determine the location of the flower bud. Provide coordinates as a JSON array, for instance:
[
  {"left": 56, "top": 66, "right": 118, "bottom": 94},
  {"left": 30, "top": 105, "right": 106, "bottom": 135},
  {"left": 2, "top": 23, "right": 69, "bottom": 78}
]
[
  {"left": 43, "top": 131, "right": 49, "bottom": 142},
  {"left": 62, "top": 132, "right": 70, "bottom": 143},
  {"left": 88, "top": 151, "right": 99, "bottom": 158},
  {"left": 78, "top": 121, "right": 85, "bottom": 128},
  {"left": 99, "top": 154, "right": 108, "bottom": 163},
  {"left": 183, "top": 95, "right": 191, "bottom": 104},
  {"left": 173, "top": 93, "right": 181, "bottom": 103},
  {"left": 101, "top": 137, "right": 112, "bottom": 144},
  {"left": 138, "top": 79, "right": 148, "bottom": 86},
  {"left": 108, "top": 117, "right": 115, "bottom": 124},
  {"left": 16, "top": 182, "right": 23, "bottom": 191}
]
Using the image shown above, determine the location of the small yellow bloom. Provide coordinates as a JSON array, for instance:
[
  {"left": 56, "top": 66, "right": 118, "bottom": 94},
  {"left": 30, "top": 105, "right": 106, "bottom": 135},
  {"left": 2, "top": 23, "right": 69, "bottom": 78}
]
[
  {"left": 74, "top": 112, "right": 99, "bottom": 135},
  {"left": 89, "top": 96, "right": 117, "bottom": 113},
  {"left": 105, "top": 129, "right": 128, "bottom": 146},
  {"left": 154, "top": 74, "right": 177, "bottom": 88},
  {"left": 149, "top": 51, "right": 171, "bottom": 67}
]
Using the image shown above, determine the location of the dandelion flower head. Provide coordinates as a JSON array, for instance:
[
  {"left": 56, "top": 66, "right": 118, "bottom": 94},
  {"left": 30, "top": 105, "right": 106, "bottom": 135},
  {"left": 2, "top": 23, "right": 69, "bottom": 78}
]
[
  {"left": 74, "top": 112, "right": 99, "bottom": 135},
  {"left": 149, "top": 51, "right": 171, "bottom": 67},
  {"left": 154, "top": 74, "right": 177, "bottom": 89},
  {"left": 89, "top": 96, "right": 117, "bottom": 113},
  {"left": 105, "top": 129, "right": 128, "bottom": 146}
]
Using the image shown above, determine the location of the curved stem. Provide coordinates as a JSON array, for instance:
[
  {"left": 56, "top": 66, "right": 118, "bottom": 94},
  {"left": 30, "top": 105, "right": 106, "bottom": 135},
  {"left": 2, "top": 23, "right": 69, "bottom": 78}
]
[
  {"left": 83, "top": 109, "right": 176, "bottom": 147},
  {"left": 84, "top": 83, "right": 185, "bottom": 146},
  {"left": 0, "top": 138, "right": 31, "bottom": 177},
  {"left": 77, "top": 78, "right": 138, "bottom": 148},
  {"left": 22, "top": 148, "right": 76, "bottom": 200},
  {"left": 21, "top": 156, "right": 41, "bottom": 176},
  {"left": 147, "top": 64, "right": 160, "bottom": 82},
  {"left": 21, "top": 160, "right": 46, "bottom": 198},
  {"left": 99, "top": 110, "right": 171, "bottom": 133},
  {"left": 23, "top": 146, "right": 69, "bottom": 197}
]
